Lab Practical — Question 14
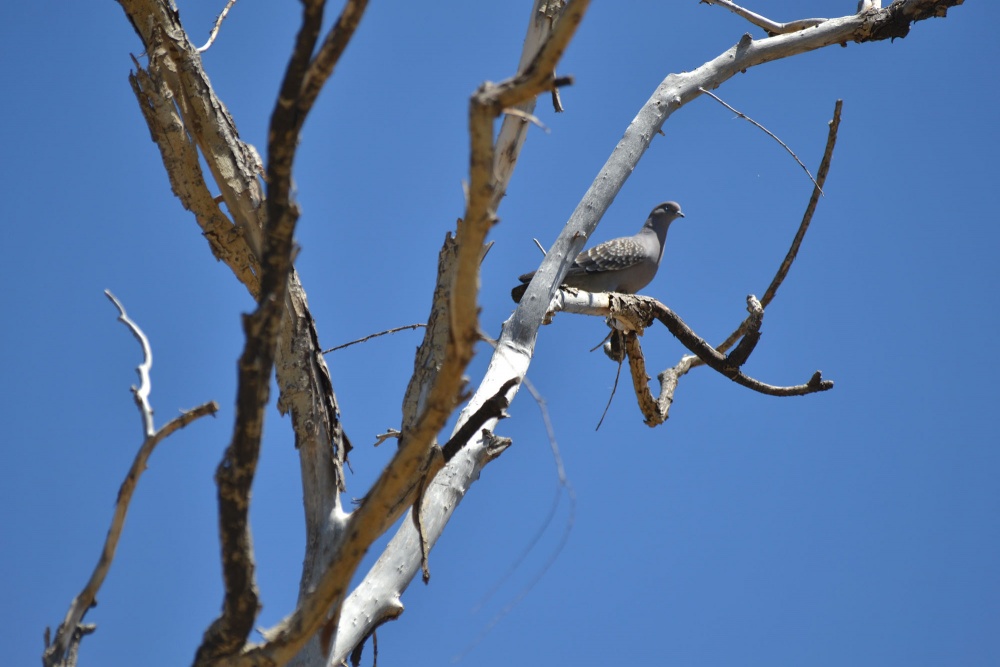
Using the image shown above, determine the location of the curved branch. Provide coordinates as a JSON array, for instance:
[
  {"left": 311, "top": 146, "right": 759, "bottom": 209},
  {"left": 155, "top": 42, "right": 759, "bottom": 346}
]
[{"left": 700, "top": 99, "right": 843, "bottom": 364}]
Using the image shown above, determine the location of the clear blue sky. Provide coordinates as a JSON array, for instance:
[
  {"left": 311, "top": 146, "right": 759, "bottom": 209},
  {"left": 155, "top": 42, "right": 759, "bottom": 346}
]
[{"left": 3, "top": 2, "right": 998, "bottom": 665}]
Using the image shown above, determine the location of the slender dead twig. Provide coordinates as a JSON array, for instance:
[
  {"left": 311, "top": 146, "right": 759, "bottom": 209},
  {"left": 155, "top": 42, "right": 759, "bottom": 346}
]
[
  {"left": 323, "top": 323, "right": 427, "bottom": 354},
  {"left": 44, "top": 297, "right": 218, "bottom": 667},
  {"left": 699, "top": 87, "right": 822, "bottom": 193},
  {"left": 595, "top": 356, "right": 624, "bottom": 430},
  {"left": 45, "top": 402, "right": 219, "bottom": 667},
  {"left": 701, "top": 99, "right": 843, "bottom": 363},
  {"left": 761, "top": 100, "right": 843, "bottom": 306},
  {"left": 623, "top": 297, "right": 759, "bottom": 426},
  {"left": 197, "top": 0, "right": 239, "bottom": 52}
]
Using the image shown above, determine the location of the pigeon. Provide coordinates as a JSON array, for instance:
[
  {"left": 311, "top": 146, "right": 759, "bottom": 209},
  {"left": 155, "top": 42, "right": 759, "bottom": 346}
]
[{"left": 511, "top": 201, "right": 685, "bottom": 303}]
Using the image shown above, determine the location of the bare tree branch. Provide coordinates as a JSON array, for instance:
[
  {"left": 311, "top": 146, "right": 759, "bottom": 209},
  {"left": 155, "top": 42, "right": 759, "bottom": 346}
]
[
  {"left": 440, "top": 378, "right": 519, "bottom": 462},
  {"left": 645, "top": 100, "right": 844, "bottom": 419},
  {"left": 43, "top": 296, "right": 217, "bottom": 667},
  {"left": 322, "top": 323, "right": 426, "bottom": 354},
  {"left": 699, "top": 99, "right": 843, "bottom": 365},
  {"left": 553, "top": 291, "right": 832, "bottom": 400}
]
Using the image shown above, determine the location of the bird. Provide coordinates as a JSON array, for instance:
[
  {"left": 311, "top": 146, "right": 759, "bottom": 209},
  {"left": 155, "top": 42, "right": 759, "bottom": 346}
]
[{"left": 511, "top": 201, "right": 685, "bottom": 303}]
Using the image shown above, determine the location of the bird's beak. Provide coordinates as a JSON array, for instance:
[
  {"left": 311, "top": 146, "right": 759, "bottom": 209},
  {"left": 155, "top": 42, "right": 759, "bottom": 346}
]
[{"left": 678, "top": 211, "right": 685, "bottom": 218}]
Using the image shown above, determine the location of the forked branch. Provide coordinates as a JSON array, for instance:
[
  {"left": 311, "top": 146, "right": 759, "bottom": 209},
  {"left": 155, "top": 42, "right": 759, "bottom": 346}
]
[
  {"left": 554, "top": 291, "right": 832, "bottom": 409},
  {"left": 699, "top": 99, "right": 843, "bottom": 364},
  {"left": 43, "top": 294, "right": 217, "bottom": 667}
]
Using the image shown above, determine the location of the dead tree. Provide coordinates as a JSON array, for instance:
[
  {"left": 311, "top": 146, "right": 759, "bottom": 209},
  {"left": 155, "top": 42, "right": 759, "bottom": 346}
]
[{"left": 43, "top": 1, "right": 965, "bottom": 666}]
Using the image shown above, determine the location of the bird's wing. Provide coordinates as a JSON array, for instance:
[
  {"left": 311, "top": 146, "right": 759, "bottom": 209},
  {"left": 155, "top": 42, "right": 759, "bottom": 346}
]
[{"left": 573, "top": 236, "right": 647, "bottom": 274}]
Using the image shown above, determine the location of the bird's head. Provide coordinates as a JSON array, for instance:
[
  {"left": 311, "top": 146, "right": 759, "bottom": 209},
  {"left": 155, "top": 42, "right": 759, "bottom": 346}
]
[
  {"left": 645, "top": 201, "right": 685, "bottom": 234},
  {"left": 652, "top": 201, "right": 684, "bottom": 220}
]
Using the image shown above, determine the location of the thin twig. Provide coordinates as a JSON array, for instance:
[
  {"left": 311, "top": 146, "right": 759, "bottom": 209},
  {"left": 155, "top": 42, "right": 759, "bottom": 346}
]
[
  {"left": 532, "top": 238, "right": 548, "bottom": 255},
  {"left": 323, "top": 323, "right": 427, "bottom": 354},
  {"left": 643, "top": 298, "right": 831, "bottom": 396},
  {"left": 197, "top": 0, "right": 239, "bottom": 53},
  {"left": 761, "top": 101, "right": 842, "bottom": 307},
  {"left": 105, "top": 291, "right": 155, "bottom": 438},
  {"left": 481, "top": 240, "right": 495, "bottom": 264},
  {"left": 703, "top": 99, "right": 843, "bottom": 362},
  {"left": 412, "top": 448, "right": 445, "bottom": 583},
  {"left": 595, "top": 357, "right": 624, "bottom": 430},
  {"left": 699, "top": 87, "right": 822, "bottom": 194}
]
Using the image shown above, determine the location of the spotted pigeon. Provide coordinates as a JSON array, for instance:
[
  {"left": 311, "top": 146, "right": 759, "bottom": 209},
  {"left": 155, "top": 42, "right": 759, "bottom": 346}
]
[{"left": 511, "top": 201, "right": 685, "bottom": 303}]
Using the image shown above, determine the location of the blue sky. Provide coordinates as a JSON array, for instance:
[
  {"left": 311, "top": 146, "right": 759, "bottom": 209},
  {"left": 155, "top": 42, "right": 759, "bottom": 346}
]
[{"left": 3, "top": 1, "right": 998, "bottom": 665}]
